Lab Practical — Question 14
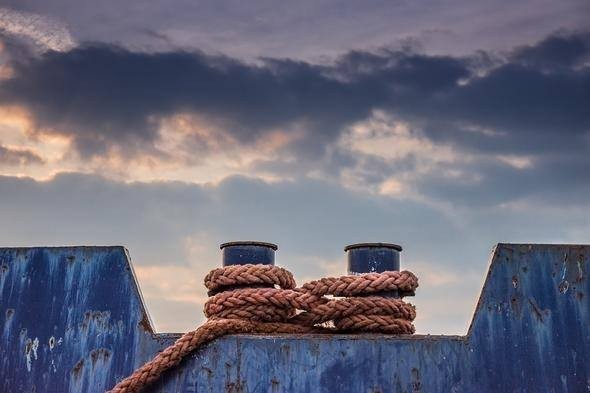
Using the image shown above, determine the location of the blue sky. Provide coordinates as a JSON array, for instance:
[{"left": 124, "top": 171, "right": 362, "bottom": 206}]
[{"left": 0, "top": 0, "right": 588, "bottom": 333}]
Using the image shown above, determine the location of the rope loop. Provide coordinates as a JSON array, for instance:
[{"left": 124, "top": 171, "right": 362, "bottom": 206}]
[
  {"left": 205, "top": 264, "right": 296, "bottom": 294},
  {"left": 301, "top": 270, "right": 418, "bottom": 296}
]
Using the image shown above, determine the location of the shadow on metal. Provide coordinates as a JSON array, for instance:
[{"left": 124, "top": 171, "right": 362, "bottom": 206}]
[{"left": 1, "top": 244, "right": 588, "bottom": 392}]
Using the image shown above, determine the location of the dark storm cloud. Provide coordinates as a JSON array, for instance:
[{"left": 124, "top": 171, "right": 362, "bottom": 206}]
[
  {"left": 0, "top": 44, "right": 380, "bottom": 157},
  {"left": 1, "top": 30, "right": 588, "bottom": 159},
  {"left": 0, "top": 30, "right": 589, "bottom": 206},
  {"left": 415, "top": 64, "right": 590, "bottom": 154},
  {"left": 0, "top": 33, "right": 37, "bottom": 60},
  {"left": 511, "top": 31, "right": 590, "bottom": 70}
]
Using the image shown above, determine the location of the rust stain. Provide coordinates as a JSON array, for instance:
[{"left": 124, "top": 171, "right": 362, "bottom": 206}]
[
  {"left": 138, "top": 312, "right": 153, "bottom": 333},
  {"left": 202, "top": 366, "right": 213, "bottom": 380},
  {"left": 271, "top": 377, "right": 280, "bottom": 393},
  {"left": 411, "top": 367, "right": 421, "bottom": 392},
  {"left": 510, "top": 297, "right": 520, "bottom": 314},
  {"left": 225, "top": 380, "right": 246, "bottom": 393},
  {"left": 71, "top": 359, "right": 84, "bottom": 378},
  {"left": 576, "top": 254, "right": 585, "bottom": 283},
  {"left": 224, "top": 360, "right": 245, "bottom": 393},
  {"left": 280, "top": 343, "right": 290, "bottom": 360},
  {"left": 528, "top": 298, "right": 544, "bottom": 322},
  {"left": 90, "top": 348, "right": 111, "bottom": 366}
]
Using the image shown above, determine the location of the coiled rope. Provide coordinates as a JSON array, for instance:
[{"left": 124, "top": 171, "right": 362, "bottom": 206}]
[{"left": 108, "top": 264, "right": 418, "bottom": 393}]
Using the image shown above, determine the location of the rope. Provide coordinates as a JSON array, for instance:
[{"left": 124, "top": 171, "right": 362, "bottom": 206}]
[{"left": 108, "top": 264, "right": 418, "bottom": 393}]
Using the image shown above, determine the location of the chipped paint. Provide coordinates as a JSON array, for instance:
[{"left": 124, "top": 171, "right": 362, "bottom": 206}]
[
  {"left": 0, "top": 244, "right": 588, "bottom": 392},
  {"left": 24, "top": 337, "right": 39, "bottom": 372}
]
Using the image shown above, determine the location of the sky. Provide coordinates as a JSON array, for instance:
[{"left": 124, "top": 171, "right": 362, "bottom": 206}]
[{"left": 0, "top": 0, "right": 589, "bottom": 334}]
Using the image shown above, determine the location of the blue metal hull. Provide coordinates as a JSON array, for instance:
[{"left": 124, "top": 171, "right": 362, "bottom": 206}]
[{"left": 1, "top": 244, "right": 588, "bottom": 392}]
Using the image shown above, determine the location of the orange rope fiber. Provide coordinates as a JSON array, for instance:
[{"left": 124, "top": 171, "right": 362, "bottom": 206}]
[{"left": 108, "top": 264, "right": 418, "bottom": 393}]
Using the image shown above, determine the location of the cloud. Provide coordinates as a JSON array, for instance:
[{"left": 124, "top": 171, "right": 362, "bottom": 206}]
[
  {"left": 413, "top": 154, "right": 590, "bottom": 207},
  {"left": 1, "top": 30, "right": 587, "bottom": 160},
  {"left": 2, "top": 0, "right": 588, "bottom": 60},
  {"left": 0, "top": 30, "right": 588, "bottom": 208},
  {"left": 428, "top": 64, "right": 590, "bottom": 149},
  {"left": 511, "top": 30, "right": 590, "bottom": 70},
  {"left": 0, "top": 7, "right": 75, "bottom": 52},
  {"left": 0, "top": 44, "right": 377, "bottom": 158},
  {"left": 0, "top": 144, "right": 44, "bottom": 165}
]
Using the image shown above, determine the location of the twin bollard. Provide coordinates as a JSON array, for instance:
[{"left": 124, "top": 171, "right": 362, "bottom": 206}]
[{"left": 219, "top": 240, "right": 409, "bottom": 299}]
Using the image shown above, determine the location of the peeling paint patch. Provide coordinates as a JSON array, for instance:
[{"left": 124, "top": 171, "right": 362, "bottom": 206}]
[
  {"left": 558, "top": 280, "right": 570, "bottom": 294},
  {"left": 25, "top": 337, "right": 39, "bottom": 372}
]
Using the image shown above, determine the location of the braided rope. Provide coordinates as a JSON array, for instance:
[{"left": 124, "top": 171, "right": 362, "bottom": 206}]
[
  {"left": 205, "top": 264, "right": 296, "bottom": 293},
  {"left": 108, "top": 264, "right": 418, "bottom": 393}
]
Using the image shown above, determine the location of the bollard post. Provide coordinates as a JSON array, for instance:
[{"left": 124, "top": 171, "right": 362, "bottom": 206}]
[
  {"left": 220, "top": 241, "right": 277, "bottom": 266},
  {"left": 344, "top": 242, "right": 407, "bottom": 298},
  {"left": 212, "top": 241, "right": 279, "bottom": 295}
]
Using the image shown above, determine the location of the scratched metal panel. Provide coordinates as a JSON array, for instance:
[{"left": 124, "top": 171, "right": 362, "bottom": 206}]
[
  {"left": 0, "top": 247, "right": 166, "bottom": 393},
  {"left": 1, "top": 244, "right": 588, "bottom": 392},
  {"left": 466, "top": 244, "right": 589, "bottom": 392}
]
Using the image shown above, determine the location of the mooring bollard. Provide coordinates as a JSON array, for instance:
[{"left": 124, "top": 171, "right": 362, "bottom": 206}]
[
  {"left": 220, "top": 241, "right": 278, "bottom": 266},
  {"left": 213, "top": 241, "right": 279, "bottom": 294},
  {"left": 344, "top": 242, "right": 406, "bottom": 298}
]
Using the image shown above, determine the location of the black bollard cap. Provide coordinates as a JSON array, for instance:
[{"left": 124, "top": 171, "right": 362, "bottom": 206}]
[{"left": 220, "top": 241, "right": 277, "bottom": 267}]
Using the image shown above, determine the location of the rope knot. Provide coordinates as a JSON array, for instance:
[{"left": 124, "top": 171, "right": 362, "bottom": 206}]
[
  {"left": 109, "top": 264, "right": 419, "bottom": 393},
  {"left": 295, "top": 270, "right": 418, "bottom": 333}
]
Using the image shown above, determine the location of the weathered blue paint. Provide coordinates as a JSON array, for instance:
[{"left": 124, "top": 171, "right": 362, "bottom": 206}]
[
  {"left": 0, "top": 247, "right": 168, "bottom": 393},
  {"left": 1, "top": 244, "right": 588, "bottom": 392},
  {"left": 220, "top": 242, "right": 277, "bottom": 266}
]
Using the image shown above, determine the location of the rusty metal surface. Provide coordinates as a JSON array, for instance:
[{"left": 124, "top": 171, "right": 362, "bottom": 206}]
[{"left": 1, "top": 244, "right": 588, "bottom": 392}]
